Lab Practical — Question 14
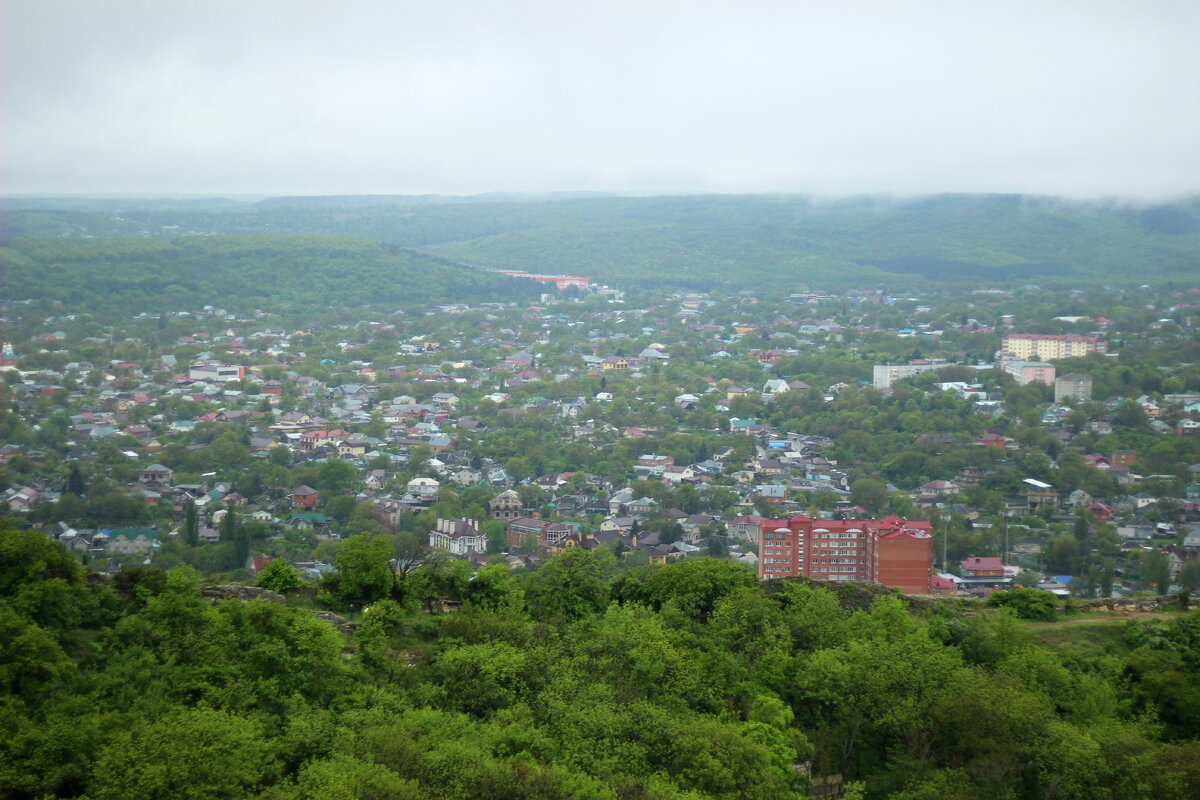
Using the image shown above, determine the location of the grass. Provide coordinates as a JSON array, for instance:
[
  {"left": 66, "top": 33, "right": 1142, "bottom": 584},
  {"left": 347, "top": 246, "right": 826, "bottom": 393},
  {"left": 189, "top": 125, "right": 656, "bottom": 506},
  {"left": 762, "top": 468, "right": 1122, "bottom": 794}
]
[{"left": 1025, "top": 618, "right": 1131, "bottom": 658}]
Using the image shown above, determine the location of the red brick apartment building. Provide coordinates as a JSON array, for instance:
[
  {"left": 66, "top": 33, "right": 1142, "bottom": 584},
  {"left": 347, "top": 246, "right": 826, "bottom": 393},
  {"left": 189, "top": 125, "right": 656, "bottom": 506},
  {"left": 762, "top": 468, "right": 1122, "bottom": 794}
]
[{"left": 758, "top": 515, "right": 934, "bottom": 594}]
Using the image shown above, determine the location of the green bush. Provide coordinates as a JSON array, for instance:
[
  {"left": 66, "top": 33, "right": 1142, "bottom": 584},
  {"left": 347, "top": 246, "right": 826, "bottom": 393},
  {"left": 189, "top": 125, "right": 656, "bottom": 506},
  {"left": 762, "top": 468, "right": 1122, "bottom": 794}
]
[{"left": 986, "top": 588, "right": 1057, "bottom": 621}]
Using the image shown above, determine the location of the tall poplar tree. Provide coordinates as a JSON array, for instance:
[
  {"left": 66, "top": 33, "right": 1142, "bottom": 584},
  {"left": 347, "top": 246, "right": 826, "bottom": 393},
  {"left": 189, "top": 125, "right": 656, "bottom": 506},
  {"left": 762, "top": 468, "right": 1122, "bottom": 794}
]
[{"left": 184, "top": 501, "right": 199, "bottom": 547}]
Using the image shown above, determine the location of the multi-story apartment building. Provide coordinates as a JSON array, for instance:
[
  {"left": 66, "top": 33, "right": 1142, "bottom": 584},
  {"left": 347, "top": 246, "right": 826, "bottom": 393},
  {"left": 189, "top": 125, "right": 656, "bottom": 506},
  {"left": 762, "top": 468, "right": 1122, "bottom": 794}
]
[
  {"left": 1000, "top": 334, "right": 1106, "bottom": 361},
  {"left": 872, "top": 359, "right": 948, "bottom": 390},
  {"left": 1055, "top": 372, "right": 1093, "bottom": 403},
  {"left": 1002, "top": 360, "right": 1055, "bottom": 386},
  {"left": 758, "top": 515, "right": 934, "bottom": 594}
]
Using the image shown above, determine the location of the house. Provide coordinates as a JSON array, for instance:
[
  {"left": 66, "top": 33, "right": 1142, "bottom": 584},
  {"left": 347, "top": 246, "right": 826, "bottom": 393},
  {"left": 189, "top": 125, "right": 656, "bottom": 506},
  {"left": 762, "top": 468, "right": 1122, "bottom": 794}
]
[
  {"left": 251, "top": 556, "right": 277, "bottom": 575},
  {"left": 957, "top": 556, "right": 1011, "bottom": 593},
  {"left": 506, "top": 516, "right": 572, "bottom": 550},
  {"left": 106, "top": 527, "right": 157, "bottom": 555},
  {"left": 1112, "top": 450, "right": 1138, "bottom": 467},
  {"left": 490, "top": 489, "right": 523, "bottom": 520},
  {"left": 727, "top": 515, "right": 768, "bottom": 543},
  {"left": 406, "top": 477, "right": 440, "bottom": 501},
  {"left": 600, "top": 356, "right": 629, "bottom": 370},
  {"left": 450, "top": 467, "right": 483, "bottom": 486},
  {"left": 427, "top": 517, "right": 487, "bottom": 556},
  {"left": 599, "top": 516, "right": 636, "bottom": 534},
  {"left": 627, "top": 497, "right": 658, "bottom": 516},
  {"left": 637, "top": 454, "right": 674, "bottom": 472},
  {"left": 920, "top": 479, "right": 960, "bottom": 495},
  {"left": 1013, "top": 537, "right": 1044, "bottom": 556},
  {"left": 138, "top": 465, "right": 174, "bottom": 491},
  {"left": 757, "top": 484, "right": 787, "bottom": 504},
  {"left": 291, "top": 485, "right": 319, "bottom": 508},
  {"left": 4, "top": 487, "right": 39, "bottom": 513},
  {"left": 608, "top": 488, "right": 634, "bottom": 515},
  {"left": 930, "top": 574, "right": 958, "bottom": 596},
  {"left": 1181, "top": 528, "right": 1200, "bottom": 549},
  {"left": 661, "top": 465, "right": 696, "bottom": 484}
]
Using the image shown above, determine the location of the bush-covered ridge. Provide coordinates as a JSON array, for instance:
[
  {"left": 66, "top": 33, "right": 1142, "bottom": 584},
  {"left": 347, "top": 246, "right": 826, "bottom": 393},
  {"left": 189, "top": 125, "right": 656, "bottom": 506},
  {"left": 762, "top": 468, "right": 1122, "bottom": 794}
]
[{"left": 3, "top": 524, "right": 1199, "bottom": 800}]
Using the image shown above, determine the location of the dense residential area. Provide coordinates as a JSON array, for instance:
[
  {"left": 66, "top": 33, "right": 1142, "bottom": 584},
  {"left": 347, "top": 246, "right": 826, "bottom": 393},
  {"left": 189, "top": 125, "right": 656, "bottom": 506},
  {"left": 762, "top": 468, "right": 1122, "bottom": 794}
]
[{"left": 5, "top": 280, "right": 1200, "bottom": 599}]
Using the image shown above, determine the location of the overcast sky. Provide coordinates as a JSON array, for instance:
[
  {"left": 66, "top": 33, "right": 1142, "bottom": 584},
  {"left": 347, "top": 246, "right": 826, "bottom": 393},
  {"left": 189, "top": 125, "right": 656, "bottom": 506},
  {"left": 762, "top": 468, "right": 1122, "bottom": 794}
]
[{"left": 5, "top": 0, "right": 1199, "bottom": 199}]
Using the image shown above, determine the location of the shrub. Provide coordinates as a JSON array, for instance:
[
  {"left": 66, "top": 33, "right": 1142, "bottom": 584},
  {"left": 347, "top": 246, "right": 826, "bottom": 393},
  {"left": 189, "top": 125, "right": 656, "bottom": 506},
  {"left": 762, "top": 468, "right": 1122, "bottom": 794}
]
[{"left": 986, "top": 588, "right": 1057, "bottom": 621}]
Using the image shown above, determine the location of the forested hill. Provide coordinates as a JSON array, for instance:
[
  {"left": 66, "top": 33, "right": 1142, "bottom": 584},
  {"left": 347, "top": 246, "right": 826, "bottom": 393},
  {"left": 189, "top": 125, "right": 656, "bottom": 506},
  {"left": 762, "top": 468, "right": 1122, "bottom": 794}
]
[
  {"left": 4, "top": 193, "right": 1200, "bottom": 291},
  {"left": 0, "top": 235, "right": 540, "bottom": 318},
  {"left": 3, "top": 525, "right": 1200, "bottom": 800}
]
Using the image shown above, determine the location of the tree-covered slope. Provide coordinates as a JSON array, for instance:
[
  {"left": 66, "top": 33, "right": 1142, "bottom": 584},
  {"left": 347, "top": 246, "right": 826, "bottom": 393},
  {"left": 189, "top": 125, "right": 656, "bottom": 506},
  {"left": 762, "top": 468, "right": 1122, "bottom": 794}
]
[
  {"left": 4, "top": 194, "right": 1199, "bottom": 292},
  {"left": 0, "top": 234, "right": 539, "bottom": 317},
  {"left": 405, "top": 194, "right": 1200, "bottom": 289},
  {"left": 3, "top": 525, "right": 1199, "bottom": 800}
]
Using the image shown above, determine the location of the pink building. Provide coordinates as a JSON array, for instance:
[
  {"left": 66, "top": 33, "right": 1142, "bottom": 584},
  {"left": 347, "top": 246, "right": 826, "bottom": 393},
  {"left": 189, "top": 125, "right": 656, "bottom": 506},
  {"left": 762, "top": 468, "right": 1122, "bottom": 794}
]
[{"left": 1003, "top": 360, "right": 1056, "bottom": 386}]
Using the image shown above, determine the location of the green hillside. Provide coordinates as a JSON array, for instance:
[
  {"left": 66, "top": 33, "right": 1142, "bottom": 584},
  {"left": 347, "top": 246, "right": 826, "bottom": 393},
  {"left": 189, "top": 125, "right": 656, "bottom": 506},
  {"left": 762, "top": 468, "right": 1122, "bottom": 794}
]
[
  {"left": 0, "top": 235, "right": 538, "bottom": 317},
  {"left": 4, "top": 194, "right": 1199, "bottom": 293},
  {"left": 399, "top": 195, "right": 1200, "bottom": 290}
]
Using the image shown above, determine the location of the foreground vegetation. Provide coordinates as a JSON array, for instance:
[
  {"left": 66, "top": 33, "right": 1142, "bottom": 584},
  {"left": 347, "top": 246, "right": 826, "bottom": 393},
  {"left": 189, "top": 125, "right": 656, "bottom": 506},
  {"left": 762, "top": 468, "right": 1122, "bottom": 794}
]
[{"left": 3, "top": 523, "right": 1199, "bottom": 800}]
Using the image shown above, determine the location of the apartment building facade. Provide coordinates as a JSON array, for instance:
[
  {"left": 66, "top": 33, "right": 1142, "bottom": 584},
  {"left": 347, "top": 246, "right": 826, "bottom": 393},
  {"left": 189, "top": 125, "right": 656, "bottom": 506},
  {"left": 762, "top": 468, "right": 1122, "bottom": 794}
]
[
  {"left": 872, "top": 359, "right": 949, "bottom": 390},
  {"left": 758, "top": 514, "right": 934, "bottom": 594},
  {"left": 1001, "top": 334, "right": 1106, "bottom": 361}
]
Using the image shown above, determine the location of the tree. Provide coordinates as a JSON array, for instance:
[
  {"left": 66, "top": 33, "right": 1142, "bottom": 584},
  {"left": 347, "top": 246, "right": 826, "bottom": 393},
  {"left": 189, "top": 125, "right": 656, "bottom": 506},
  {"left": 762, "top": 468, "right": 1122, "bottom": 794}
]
[
  {"left": 707, "top": 534, "right": 729, "bottom": 558},
  {"left": 0, "top": 604, "right": 76, "bottom": 700},
  {"left": 986, "top": 588, "right": 1057, "bottom": 621},
  {"left": 255, "top": 558, "right": 304, "bottom": 593},
  {"left": 323, "top": 494, "right": 357, "bottom": 522},
  {"left": 66, "top": 462, "right": 86, "bottom": 496},
  {"left": 1114, "top": 400, "right": 1147, "bottom": 428},
  {"left": 218, "top": 506, "right": 237, "bottom": 543},
  {"left": 1140, "top": 549, "right": 1172, "bottom": 595},
  {"left": 1177, "top": 559, "right": 1200, "bottom": 592},
  {"left": 643, "top": 558, "right": 759, "bottom": 622},
  {"left": 850, "top": 478, "right": 888, "bottom": 516},
  {"left": 525, "top": 547, "right": 616, "bottom": 621},
  {"left": 390, "top": 530, "right": 444, "bottom": 603},
  {"left": 316, "top": 458, "right": 359, "bottom": 496},
  {"left": 408, "top": 445, "right": 433, "bottom": 475},
  {"left": 334, "top": 533, "right": 394, "bottom": 606},
  {"left": 89, "top": 707, "right": 271, "bottom": 800},
  {"left": 183, "top": 500, "right": 199, "bottom": 547},
  {"left": 233, "top": 523, "right": 250, "bottom": 571}
]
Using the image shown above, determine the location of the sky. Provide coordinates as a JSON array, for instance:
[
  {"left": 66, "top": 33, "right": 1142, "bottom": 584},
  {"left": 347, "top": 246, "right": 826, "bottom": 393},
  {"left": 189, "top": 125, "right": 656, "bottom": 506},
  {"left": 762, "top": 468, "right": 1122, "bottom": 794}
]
[{"left": 5, "top": 0, "right": 1200, "bottom": 199}]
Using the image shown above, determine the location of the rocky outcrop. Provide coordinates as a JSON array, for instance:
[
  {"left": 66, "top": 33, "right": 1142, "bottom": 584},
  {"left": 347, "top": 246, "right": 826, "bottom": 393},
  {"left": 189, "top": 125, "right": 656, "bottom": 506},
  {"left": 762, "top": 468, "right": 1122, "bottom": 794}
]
[
  {"left": 199, "top": 584, "right": 354, "bottom": 633},
  {"left": 200, "top": 584, "right": 286, "bottom": 605},
  {"left": 308, "top": 609, "right": 354, "bottom": 634},
  {"left": 1077, "top": 596, "right": 1167, "bottom": 614}
]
